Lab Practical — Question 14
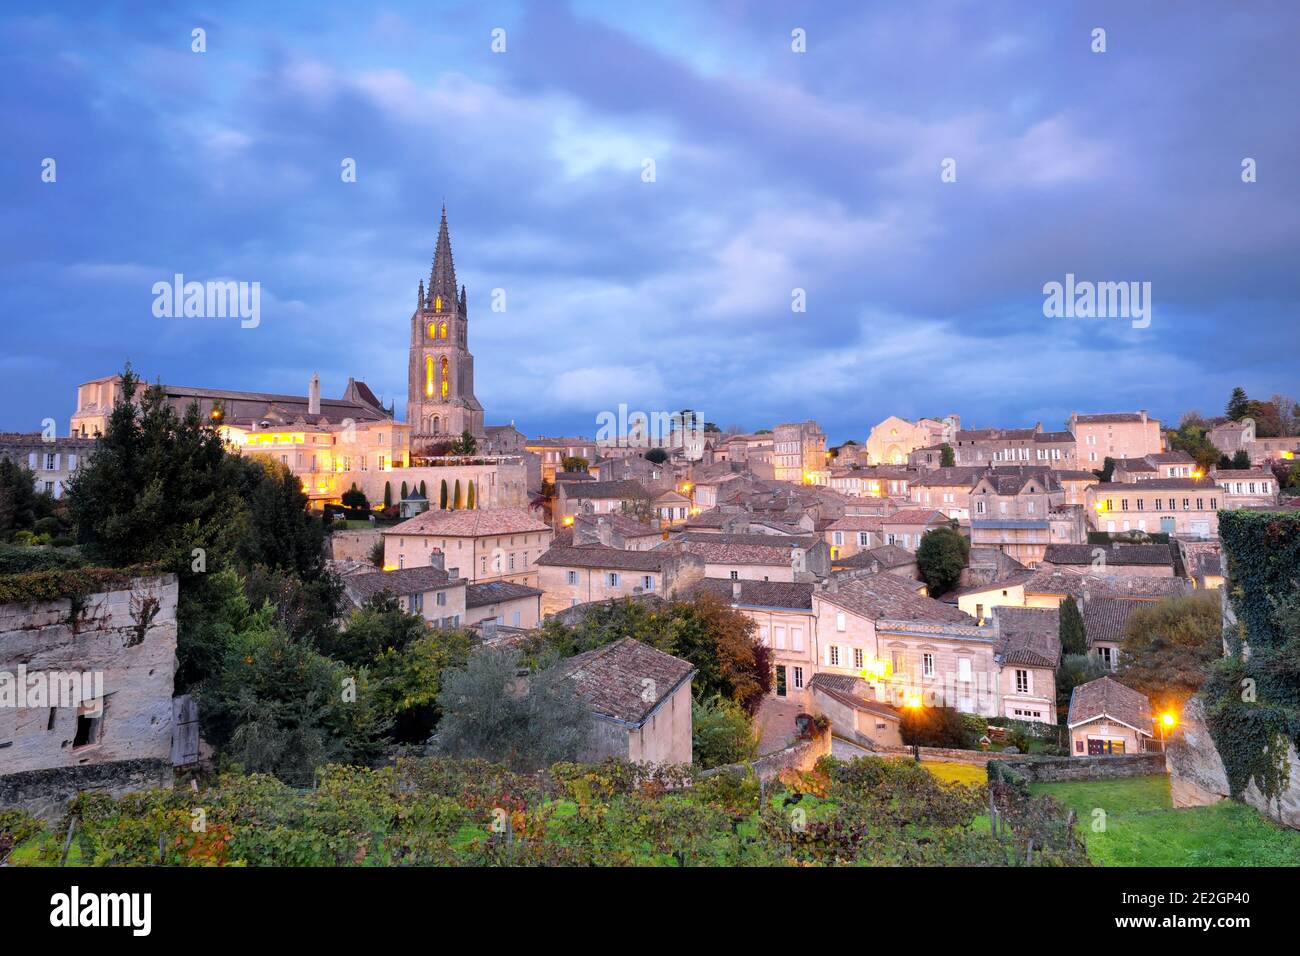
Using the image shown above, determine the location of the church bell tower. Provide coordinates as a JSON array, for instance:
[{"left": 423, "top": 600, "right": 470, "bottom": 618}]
[{"left": 406, "top": 206, "right": 485, "bottom": 442}]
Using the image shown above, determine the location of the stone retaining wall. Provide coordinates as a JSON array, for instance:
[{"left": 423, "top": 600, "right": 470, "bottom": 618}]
[
  {"left": 1001, "top": 752, "right": 1166, "bottom": 782},
  {"left": 700, "top": 729, "right": 831, "bottom": 783},
  {"left": 0, "top": 758, "right": 174, "bottom": 821},
  {"left": 1166, "top": 696, "right": 1300, "bottom": 829},
  {"left": 329, "top": 530, "right": 382, "bottom": 563}
]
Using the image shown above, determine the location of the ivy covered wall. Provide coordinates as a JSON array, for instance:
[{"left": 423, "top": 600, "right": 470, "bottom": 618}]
[{"left": 1204, "top": 510, "right": 1300, "bottom": 804}]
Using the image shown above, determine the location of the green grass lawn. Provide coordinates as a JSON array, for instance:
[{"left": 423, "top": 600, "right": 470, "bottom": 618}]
[{"left": 1031, "top": 774, "right": 1300, "bottom": 866}]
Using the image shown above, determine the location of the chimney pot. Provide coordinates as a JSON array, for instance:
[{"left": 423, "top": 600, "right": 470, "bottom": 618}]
[{"left": 309, "top": 372, "right": 321, "bottom": 416}]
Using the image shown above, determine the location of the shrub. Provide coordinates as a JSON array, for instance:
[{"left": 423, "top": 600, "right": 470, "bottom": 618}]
[
  {"left": 900, "top": 705, "right": 970, "bottom": 748},
  {"left": 692, "top": 694, "right": 757, "bottom": 768}
]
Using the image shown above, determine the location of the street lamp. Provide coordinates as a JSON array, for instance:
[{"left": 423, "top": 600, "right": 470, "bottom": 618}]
[
  {"left": 1158, "top": 710, "right": 1177, "bottom": 750},
  {"left": 905, "top": 695, "right": 923, "bottom": 762}
]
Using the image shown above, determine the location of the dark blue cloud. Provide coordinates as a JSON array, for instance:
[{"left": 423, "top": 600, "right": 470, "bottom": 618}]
[{"left": 1, "top": 0, "right": 1297, "bottom": 444}]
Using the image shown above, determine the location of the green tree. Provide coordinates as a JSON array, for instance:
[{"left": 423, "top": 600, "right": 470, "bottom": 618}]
[
  {"left": 916, "top": 526, "right": 970, "bottom": 597},
  {"left": 1117, "top": 592, "right": 1223, "bottom": 712},
  {"left": 400, "top": 481, "right": 409, "bottom": 499},
  {"left": 1231, "top": 450, "right": 1251, "bottom": 469},
  {"left": 440, "top": 478, "right": 449, "bottom": 510},
  {"left": 0, "top": 458, "right": 43, "bottom": 540},
  {"left": 65, "top": 366, "right": 245, "bottom": 575},
  {"left": 692, "top": 694, "right": 758, "bottom": 768},
  {"left": 1058, "top": 595, "right": 1087, "bottom": 655},
  {"left": 466, "top": 480, "right": 476, "bottom": 509},
  {"left": 644, "top": 448, "right": 668, "bottom": 464},
  {"left": 383, "top": 481, "right": 393, "bottom": 509},
  {"left": 1055, "top": 653, "right": 1109, "bottom": 722},
  {"left": 1094, "top": 456, "right": 1116, "bottom": 482},
  {"left": 449, "top": 430, "right": 478, "bottom": 455},
  {"left": 341, "top": 482, "right": 368, "bottom": 509},
  {"left": 453, "top": 479, "right": 463, "bottom": 510},
  {"left": 940, "top": 443, "right": 955, "bottom": 468},
  {"left": 419, "top": 480, "right": 427, "bottom": 499},
  {"left": 198, "top": 612, "right": 385, "bottom": 783},
  {"left": 900, "top": 705, "right": 969, "bottom": 748},
  {"left": 433, "top": 648, "right": 593, "bottom": 771},
  {"left": 1226, "top": 386, "right": 1250, "bottom": 421},
  {"left": 561, "top": 455, "right": 589, "bottom": 472}
]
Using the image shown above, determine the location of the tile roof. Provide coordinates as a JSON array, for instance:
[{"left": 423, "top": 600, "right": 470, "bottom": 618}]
[
  {"left": 827, "top": 515, "right": 885, "bottom": 531},
  {"left": 993, "top": 606, "right": 1061, "bottom": 667},
  {"left": 1024, "top": 569, "right": 1191, "bottom": 600},
  {"left": 1081, "top": 597, "right": 1145, "bottom": 646},
  {"left": 819, "top": 572, "right": 974, "bottom": 624},
  {"left": 1067, "top": 676, "right": 1152, "bottom": 734},
  {"left": 464, "top": 581, "right": 543, "bottom": 608},
  {"left": 562, "top": 479, "right": 648, "bottom": 499},
  {"left": 941, "top": 570, "right": 1036, "bottom": 599},
  {"left": 881, "top": 508, "right": 947, "bottom": 525},
  {"left": 558, "top": 638, "right": 696, "bottom": 726},
  {"left": 677, "top": 533, "right": 815, "bottom": 566},
  {"left": 536, "top": 544, "right": 679, "bottom": 571},
  {"left": 1092, "top": 478, "right": 1216, "bottom": 491},
  {"left": 1073, "top": 413, "right": 1147, "bottom": 424},
  {"left": 808, "top": 673, "right": 902, "bottom": 720},
  {"left": 384, "top": 508, "right": 552, "bottom": 537},
  {"left": 911, "top": 467, "right": 987, "bottom": 487},
  {"left": 344, "top": 566, "right": 455, "bottom": 603},
  {"left": 689, "top": 577, "right": 815, "bottom": 610},
  {"left": 1042, "top": 543, "right": 1174, "bottom": 568}
]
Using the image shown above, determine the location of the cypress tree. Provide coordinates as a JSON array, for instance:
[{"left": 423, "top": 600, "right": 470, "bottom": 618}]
[
  {"left": 1059, "top": 595, "right": 1087, "bottom": 655},
  {"left": 467, "top": 480, "right": 476, "bottom": 509},
  {"left": 440, "top": 478, "right": 449, "bottom": 510},
  {"left": 453, "top": 479, "right": 463, "bottom": 510},
  {"left": 383, "top": 481, "right": 392, "bottom": 508}
]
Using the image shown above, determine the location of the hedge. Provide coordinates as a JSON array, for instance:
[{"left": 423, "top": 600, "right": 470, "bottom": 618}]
[{"left": 0, "top": 564, "right": 164, "bottom": 607}]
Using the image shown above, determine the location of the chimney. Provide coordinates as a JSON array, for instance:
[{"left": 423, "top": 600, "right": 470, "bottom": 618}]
[
  {"left": 597, "top": 516, "right": 612, "bottom": 547},
  {"left": 309, "top": 373, "right": 321, "bottom": 416},
  {"left": 429, "top": 549, "right": 445, "bottom": 572},
  {"left": 481, "top": 618, "right": 498, "bottom": 643}
]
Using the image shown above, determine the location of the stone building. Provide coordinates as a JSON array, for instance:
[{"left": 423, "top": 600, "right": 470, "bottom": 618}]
[
  {"left": 1068, "top": 411, "right": 1164, "bottom": 468},
  {"left": 558, "top": 638, "right": 695, "bottom": 765},
  {"left": 1, "top": 574, "right": 178, "bottom": 775},
  {"left": 0, "top": 433, "right": 95, "bottom": 500},
  {"left": 382, "top": 508, "right": 553, "bottom": 586},
  {"left": 406, "top": 206, "right": 484, "bottom": 442}
]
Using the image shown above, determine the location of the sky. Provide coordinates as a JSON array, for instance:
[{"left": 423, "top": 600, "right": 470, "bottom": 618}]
[{"left": 2, "top": 0, "right": 1298, "bottom": 445}]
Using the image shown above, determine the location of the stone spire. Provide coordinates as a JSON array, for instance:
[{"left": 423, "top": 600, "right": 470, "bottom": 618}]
[
  {"left": 417, "top": 279, "right": 425, "bottom": 310},
  {"left": 427, "top": 204, "right": 457, "bottom": 310}
]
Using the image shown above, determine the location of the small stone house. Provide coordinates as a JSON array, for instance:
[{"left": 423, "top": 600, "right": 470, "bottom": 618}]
[
  {"left": 558, "top": 638, "right": 696, "bottom": 765},
  {"left": 1067, "top": 676, "right": 1153, "bottom": 756}
]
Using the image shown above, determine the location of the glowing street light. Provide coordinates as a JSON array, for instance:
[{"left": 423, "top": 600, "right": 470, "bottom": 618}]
[{"left": 1158, "top": 710, "right": 1178, "bottom": 749}]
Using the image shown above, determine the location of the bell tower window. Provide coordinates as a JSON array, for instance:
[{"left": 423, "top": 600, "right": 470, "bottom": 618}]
[
  {"left": 439, "top": 321, "right": 448, "bottom": 339},
  {"left": 440, "top": 357, "right": 450, "bottom": 398},
  {"left": 425, "top": 356, "right": 434, "bottom": 397},
  {"left": 434, "top": 295, "right": 442, "bottom": 311}
]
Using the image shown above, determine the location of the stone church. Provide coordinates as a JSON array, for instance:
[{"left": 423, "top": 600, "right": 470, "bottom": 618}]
[{"left": 407, "top": 206, "right": 485, "bottom": 443}]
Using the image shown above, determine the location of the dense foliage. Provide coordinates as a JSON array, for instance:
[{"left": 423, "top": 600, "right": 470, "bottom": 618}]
[
  {"left": 1116, "top": 592, "right": 1223, "bottom": 711},
  {"left": 691, "top": 694, "right": 759, "bottom": 768},
  {"left": 899, "top": 705, "right": 970, "bottom": 748},
  {"left": 525, "top": 593, "right": 772, "bottom": 716},
  {"left": 1203, "top": 509, "right": 1300, "bottom": 807},
  {"left": 8, "top": 755, "right": 1084, "bottom": 867},
  {"left": 916, "top": 525, "right": 970, "bottom": 597},
  {"left": 433, "top": 648, "right": 594, "bottom": 772},
  {"left": 1058, "top": 595, "right": 1086, "bottom": 655}
]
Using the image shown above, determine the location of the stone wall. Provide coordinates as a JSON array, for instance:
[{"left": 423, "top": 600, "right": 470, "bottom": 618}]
[
  {"left": 1001, "top": 752, "right": 1166, "bottom": 782},
  {"left": 329, "top": 529, "right": 382, "bottom": 563},
  {"left": 700, "top": 728, "right": 831, "bottom": 783},
  {"left": 1, "top": 574, "right": 178, "bottom": 774},
  {"left": 1166, "top": 696, "right": 1300, "bottom": 828},
  {"left": 0, "top": 758, "right": 174, "bottom": 821}
]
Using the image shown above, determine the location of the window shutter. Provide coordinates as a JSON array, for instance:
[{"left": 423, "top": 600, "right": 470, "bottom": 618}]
[
  {"left": 68, "top": 454, "right": 78, "bottom": 470},
  {"left": 28, "top": 453, "right": 37, "bottom": 469}
]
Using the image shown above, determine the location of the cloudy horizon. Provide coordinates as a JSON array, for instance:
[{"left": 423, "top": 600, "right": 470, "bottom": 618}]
[{"left": 3, "top": 1, "right": 1298, "bottom": 444}]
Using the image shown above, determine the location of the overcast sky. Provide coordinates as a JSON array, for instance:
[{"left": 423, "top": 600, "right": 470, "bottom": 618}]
[{"left": 3, "top": 1, "right": 1297, "bottom": 444}]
